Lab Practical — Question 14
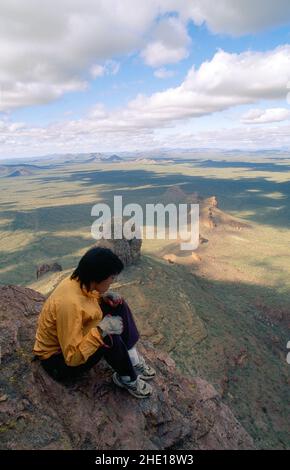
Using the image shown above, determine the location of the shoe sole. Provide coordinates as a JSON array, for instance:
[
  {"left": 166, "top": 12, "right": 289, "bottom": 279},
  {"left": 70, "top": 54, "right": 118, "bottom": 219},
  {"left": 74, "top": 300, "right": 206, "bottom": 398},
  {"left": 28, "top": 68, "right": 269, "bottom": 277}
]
[
  {"left": 136, "top": 372, "right": 156, "bottom": 381},
  {"left": 134, "top": 363, "right": 156, "bottom": 381},
  {"left": 112, "top": 373, "right": 152, "bottom": 399}
]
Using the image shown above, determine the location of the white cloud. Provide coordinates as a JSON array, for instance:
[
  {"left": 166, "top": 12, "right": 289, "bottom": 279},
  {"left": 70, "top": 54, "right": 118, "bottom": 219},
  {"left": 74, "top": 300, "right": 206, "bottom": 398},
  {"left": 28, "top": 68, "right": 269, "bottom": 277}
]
[
  {"left": 90, "top": 61, "right": 120, "bottom": 78},
  {"left": 140, "top": 16, "right": 190, "bottom": 67},
  {"left": 2, "top": 116, "right": 290, "bottom": 156},
  {"left": 90, "top": 65, "right": 105, "bottom": 78},
  {"left": 241, "top": 108, "right": 290, "bottom": 124},
  {"left": 0, "top": 1, "right": 290, "bottom": 111},
  {"left": 154, "top": 68, "right": 176, "bottom": 79},
  {"left": 160, "top": 123, "right": 290, "bottom": 150},
  {"left": 2, "top": 45, "right": 290, "bottom": 155},
  {"left": 0, "top": 120, "right": 25, "bottom": 132},
  {"left": 169, "top": 0, "right": 290, "bottom": 35},
  {"left": 0, "top": 80, "right": 87, "bottom": 111},
  {"left": 0, "top": 0, "right": 160, "bottom": 110},
  {"left": 128, "top": 46, "right": 290, "bottom": 123}
]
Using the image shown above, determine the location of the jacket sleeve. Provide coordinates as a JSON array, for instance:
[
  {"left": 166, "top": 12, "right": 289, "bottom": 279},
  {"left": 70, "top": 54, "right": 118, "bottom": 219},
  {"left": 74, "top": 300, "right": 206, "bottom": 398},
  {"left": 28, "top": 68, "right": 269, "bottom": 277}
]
[{"left": 55, "top": 300, "right": 104, "bottom": 367}]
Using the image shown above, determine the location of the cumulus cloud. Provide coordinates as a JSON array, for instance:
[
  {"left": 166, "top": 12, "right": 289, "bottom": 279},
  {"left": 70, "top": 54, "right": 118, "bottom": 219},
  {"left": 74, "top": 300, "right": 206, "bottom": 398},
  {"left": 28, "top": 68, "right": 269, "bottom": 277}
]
[
  {"left": 0, "top": 0, "right": 159, "bottom": 110},
  {"left": 0, "top": 80, "right": 88, "bottom": 111},
  {"left": 1, "top": 0, "right": 290, "bottom": 111},
  {"left": 241, "top": 108, "right": 290, "bottom": 124},
  {"left": 2, "top": 45, "right": 290, "bottom": 155},
  {"left": 128, "top": 46, "right": 290, "bottom": 123},
  {"left": 140, "top": 16, "right": 190, "bottom": 67},
  {"left": 170, "top": 0, "right": 290, "bottom": 35}
]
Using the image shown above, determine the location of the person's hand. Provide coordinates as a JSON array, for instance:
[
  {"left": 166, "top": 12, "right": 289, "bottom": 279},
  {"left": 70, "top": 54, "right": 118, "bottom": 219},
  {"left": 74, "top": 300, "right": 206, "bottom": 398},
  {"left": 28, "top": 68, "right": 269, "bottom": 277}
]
[
  {"left": 102, "top": 291, "right": 123, "bottom": 308},
  {"left": 97, "top": 315, "right": 123, "bottom": 337}
]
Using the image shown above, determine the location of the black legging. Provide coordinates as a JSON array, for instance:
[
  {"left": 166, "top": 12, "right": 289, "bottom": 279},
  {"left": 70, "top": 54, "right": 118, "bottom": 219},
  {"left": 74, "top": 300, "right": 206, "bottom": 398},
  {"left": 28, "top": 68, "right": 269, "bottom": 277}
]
[{"left": 40, "top": 299, "right": 139, "bottom": 382}]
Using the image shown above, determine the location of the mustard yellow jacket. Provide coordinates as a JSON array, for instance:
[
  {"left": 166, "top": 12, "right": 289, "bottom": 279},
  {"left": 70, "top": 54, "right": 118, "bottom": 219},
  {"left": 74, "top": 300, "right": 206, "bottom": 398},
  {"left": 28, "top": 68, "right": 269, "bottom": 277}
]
[{"left": 33, "top": 276, "right": 104, "bottom": 366}]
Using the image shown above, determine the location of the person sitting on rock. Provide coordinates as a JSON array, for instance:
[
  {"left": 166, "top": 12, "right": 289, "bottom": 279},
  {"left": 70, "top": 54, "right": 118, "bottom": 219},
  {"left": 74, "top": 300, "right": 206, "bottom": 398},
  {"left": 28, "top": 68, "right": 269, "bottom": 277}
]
[{"left": 33, "top": 247, "right": 155, "bottom": 399}]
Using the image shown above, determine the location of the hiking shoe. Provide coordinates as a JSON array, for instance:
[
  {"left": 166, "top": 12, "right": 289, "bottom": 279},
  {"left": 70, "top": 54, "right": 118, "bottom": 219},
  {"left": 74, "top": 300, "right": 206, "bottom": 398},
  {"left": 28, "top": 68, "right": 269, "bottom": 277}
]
[
  {"left": 112, "top": 372, "right": 153, "bottom": 399},
  {"left": 134, "top": 356, "right": 156, "bottom": 381}
]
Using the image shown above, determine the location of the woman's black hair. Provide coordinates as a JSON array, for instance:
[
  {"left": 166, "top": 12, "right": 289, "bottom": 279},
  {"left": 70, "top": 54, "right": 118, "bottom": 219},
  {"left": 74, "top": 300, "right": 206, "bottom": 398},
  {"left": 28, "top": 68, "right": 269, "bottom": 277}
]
[{"left": 71, "top": 246, "right": 124, "bottom": 291}]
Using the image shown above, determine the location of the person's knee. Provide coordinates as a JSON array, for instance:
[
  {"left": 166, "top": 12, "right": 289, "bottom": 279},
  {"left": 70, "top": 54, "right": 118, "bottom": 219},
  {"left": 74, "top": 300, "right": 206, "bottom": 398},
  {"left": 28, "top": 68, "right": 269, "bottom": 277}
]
[{"left": 103, "top": 333, "right": 126, "bottom": 355}]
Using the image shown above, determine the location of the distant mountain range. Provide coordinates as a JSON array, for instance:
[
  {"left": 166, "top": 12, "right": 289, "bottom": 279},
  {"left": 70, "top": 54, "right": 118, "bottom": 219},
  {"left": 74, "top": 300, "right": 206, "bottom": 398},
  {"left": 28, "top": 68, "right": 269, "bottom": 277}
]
[
  {"left": 84, "top": 154, "right": 123, "bottom": 163},
  {"left": 0, "top": 154, "right": 124, "bottom": 177},
  {"left": 1, "top": 147, "right": 289, "bottom": 171}
]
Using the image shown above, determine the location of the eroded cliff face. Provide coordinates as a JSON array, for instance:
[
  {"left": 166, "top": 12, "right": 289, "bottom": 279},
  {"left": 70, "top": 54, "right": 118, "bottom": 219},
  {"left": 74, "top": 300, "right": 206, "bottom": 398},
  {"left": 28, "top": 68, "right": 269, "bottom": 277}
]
[{"left": 0, "top": 284, "right": 253, "bottom": 450}]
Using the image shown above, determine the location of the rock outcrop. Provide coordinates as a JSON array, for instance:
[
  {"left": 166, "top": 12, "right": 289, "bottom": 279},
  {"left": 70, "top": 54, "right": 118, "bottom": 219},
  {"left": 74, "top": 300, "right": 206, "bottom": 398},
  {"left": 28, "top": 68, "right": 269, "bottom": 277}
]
[
  {"left": 95, "top": 238, "right": 142, "bottom": 266},
  {"left": 0, "top": 284, "right": 254, "bottom": 450},
  {"left": 36, "top": 262, "right": 62, "bottom": 279},
  {"left": 161, "top": 186, "right": 251, "bottom": 238},
  {"left": 94, "top": 217, "right": 142, "bottom": 266}
]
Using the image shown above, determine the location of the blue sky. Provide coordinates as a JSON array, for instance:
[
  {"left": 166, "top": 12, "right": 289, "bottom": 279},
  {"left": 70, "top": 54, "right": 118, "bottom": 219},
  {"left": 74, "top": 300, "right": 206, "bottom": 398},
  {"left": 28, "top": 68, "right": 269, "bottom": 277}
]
[{"left": 1, "top": 1, "right": 290, "bottom": 158}]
